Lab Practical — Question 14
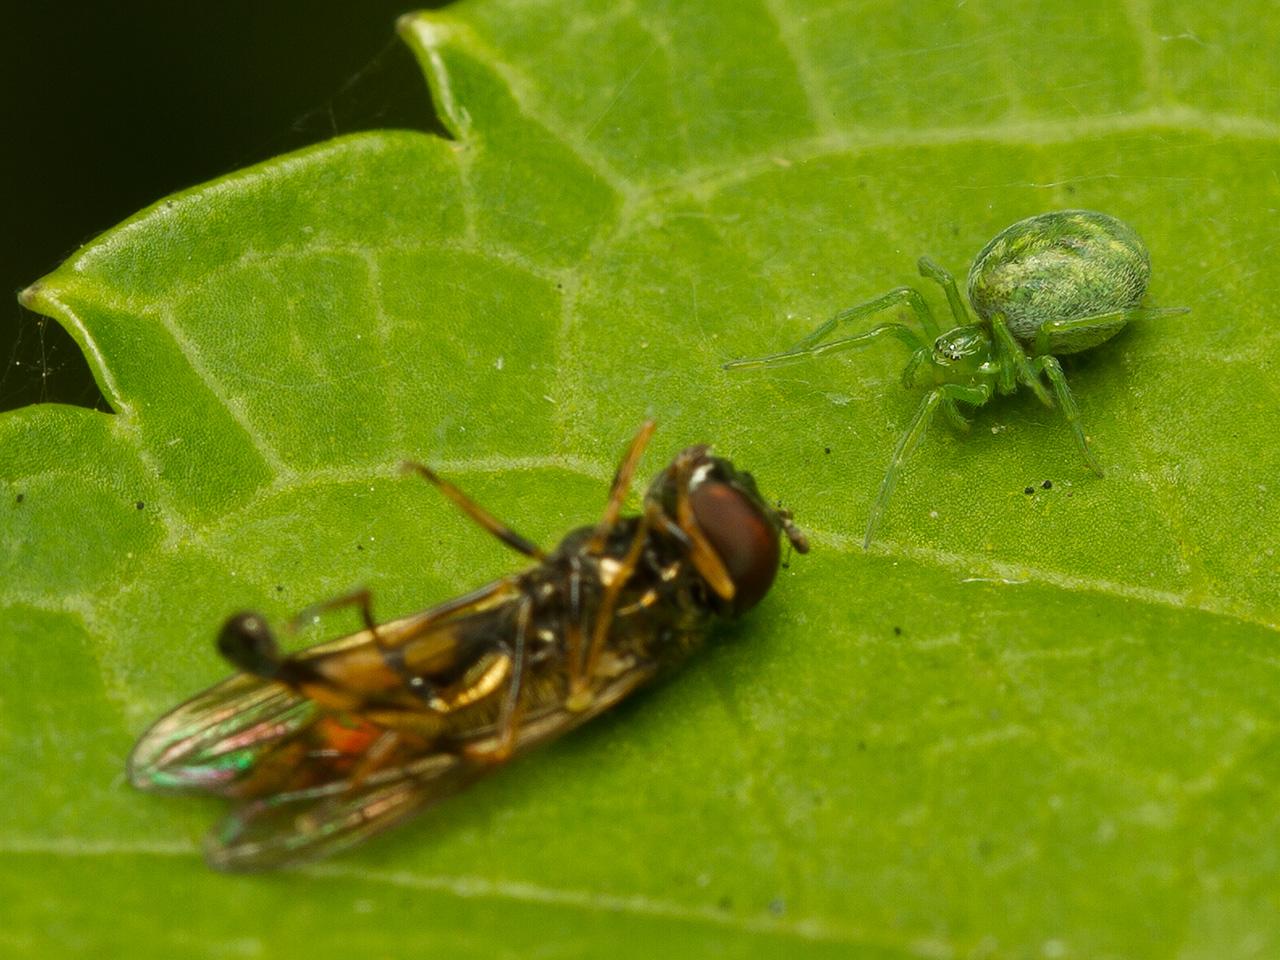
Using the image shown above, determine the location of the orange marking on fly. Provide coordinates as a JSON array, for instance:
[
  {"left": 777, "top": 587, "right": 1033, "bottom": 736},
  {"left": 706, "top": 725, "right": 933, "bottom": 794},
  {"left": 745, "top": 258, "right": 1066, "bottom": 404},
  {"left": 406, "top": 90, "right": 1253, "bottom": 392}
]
[{"left": 316, "top": 714, "right": 382, "bottom": 757}]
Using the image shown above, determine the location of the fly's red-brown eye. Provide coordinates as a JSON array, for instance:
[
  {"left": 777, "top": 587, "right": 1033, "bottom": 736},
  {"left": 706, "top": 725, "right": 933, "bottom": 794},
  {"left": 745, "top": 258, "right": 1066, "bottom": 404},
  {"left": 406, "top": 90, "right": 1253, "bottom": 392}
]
[{"left": 689, "top": 480, "right": 781, "bottom": 613}]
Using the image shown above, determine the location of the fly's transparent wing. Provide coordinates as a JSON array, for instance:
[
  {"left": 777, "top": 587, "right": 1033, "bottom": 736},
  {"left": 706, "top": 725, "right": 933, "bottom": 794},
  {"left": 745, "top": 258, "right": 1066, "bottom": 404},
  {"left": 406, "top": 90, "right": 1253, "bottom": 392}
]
[
  {"left": 127, "top": 593, "right": 516, "bottom": 797},
  {"left": 202, "top": 665, "right": 661, "bottom": 871},
  {"left": 128, "top": 673, "right": 316, "bottom": 795},
  {"left": 205, "top": 752, "right": 483, "bottom": 871}
]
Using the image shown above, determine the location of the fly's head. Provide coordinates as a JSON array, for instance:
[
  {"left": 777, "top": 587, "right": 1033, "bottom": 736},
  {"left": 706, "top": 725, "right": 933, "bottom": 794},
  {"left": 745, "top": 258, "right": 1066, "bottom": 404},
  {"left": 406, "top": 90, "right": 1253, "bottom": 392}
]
[{"left": 647, "top": 446, "right": 809, "bottom": 615}]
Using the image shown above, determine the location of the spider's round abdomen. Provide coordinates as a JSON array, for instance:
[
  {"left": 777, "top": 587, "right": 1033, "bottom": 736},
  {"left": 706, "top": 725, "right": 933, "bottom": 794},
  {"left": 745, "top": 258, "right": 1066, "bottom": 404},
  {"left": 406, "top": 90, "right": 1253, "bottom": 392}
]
[{"left": 966, "top": 210, "right": 1150, "bottom": 354}]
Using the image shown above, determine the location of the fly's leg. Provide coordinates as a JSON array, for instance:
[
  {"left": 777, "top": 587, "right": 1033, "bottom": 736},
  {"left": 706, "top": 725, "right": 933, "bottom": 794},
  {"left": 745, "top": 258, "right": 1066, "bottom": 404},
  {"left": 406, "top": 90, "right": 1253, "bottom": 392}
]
[
  {"left": 565, "top": 421, "right": 658, "bottom": 688},
  {"left": 587, "top": 419, "right": 656, "bottom": 553},
  {"left": 569, "top": 514, "right": 651, "bottom": 710},
  {"left": 1030, "top": 355, "right": 1104, "bottom": 477},
  {"left": 864, "top": 382, "right": 991, "bottom": 548},
  {"left": 344, "top": 729, "right": 404, "bottom": 789},
  {"left": 218, "top": 589, "right": 381, "bottom": 677},
  {"left": 463, "top": 599, "right": 533, "bottom": 764},
  {"left": 402, "top": 462, "right": 546, "bottom": 560},
  {"left": 288, "top": 587, "right": 378, "bottom": 637},
  {"left": 670, "top": 446, "right": 737, "bottom": 601}
]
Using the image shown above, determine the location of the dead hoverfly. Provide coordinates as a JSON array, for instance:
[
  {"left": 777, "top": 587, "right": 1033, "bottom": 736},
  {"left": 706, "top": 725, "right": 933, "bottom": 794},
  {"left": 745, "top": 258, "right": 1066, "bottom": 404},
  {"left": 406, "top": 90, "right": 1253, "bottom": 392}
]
[{"left": 128, "top": 422, "right": 808, "bottom": 871}]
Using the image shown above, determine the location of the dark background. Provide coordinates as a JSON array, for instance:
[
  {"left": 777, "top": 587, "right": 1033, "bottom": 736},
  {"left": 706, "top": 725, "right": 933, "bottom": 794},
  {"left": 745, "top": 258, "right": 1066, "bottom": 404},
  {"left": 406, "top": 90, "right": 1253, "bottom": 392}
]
[{"left": 1, "top": 2, "right": 448, "bottom": 413}]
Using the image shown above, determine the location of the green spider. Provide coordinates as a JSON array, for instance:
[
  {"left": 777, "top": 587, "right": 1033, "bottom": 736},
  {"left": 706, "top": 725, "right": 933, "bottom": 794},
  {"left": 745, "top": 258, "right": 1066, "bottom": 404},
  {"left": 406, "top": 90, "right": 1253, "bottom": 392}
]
[{"left": 724, "top": 210, "right": 1187, "bottom": 547}]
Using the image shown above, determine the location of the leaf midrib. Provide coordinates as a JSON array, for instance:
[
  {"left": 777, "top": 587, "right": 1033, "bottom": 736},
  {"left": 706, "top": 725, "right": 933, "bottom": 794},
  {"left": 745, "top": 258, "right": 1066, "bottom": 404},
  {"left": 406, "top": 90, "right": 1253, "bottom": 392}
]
[{"left": 0, "top": 842, "right": 955, "bottom": 957}]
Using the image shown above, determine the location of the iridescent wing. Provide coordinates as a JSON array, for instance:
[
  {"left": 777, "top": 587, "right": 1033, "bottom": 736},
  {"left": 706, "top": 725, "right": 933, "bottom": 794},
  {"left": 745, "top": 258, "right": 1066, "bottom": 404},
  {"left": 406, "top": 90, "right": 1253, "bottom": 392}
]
[
  {"left": 204, "top": 749, "right": 478, "bottom": 870},
  {"left": 200, "top": 665, "right": 658, "bottom": 871},
  {"left": 127, "top": 672, "right": 317, "bottom": 795},
  {"left": 129, "top": 591, "right": 661, "bottom": 871},
  {"left": 128, "top": 587, "right": 514, "bottom": 797}
]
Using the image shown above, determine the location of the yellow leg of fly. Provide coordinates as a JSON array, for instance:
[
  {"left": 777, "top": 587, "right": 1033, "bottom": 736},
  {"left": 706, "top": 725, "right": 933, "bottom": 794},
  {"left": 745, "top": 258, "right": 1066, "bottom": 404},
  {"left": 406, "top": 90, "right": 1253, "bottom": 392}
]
[
  {"left": 566, "top": 419, "right": 656, "bottom": 704},
  {"left": 568, "top": 514, "right": 651, "bottom": 710},
  {"left": 672, "top": 447, "right": 735, "bottom": 602},
  {"left": 586, "top": 419, "right": 657, "bottom": 554},
  {"left": 401, "top": 461, "right": 547, "bottom": 560},
  {"left": 462, "top": 598, "right": 533, "bottom": 764}
]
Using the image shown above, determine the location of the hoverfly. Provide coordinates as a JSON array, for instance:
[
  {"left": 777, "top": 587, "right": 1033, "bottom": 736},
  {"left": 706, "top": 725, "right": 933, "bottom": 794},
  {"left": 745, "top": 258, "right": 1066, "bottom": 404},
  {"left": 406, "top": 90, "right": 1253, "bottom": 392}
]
[{"left": 128, "top": 422, "right": 809, "bottom": 871}]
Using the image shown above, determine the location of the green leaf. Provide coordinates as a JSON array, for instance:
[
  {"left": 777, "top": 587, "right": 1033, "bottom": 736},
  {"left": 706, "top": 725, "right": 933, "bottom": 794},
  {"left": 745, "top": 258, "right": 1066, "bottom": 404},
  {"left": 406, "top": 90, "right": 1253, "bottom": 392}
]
[{"left": 5, "top": 2, "right": 1279, "bottom": 957}]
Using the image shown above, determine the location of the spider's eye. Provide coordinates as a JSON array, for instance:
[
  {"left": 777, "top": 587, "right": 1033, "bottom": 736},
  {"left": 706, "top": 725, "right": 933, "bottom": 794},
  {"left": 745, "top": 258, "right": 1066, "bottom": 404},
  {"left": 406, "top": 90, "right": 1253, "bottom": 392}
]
[{"left": 689, "top": 480, "right": 781, "bottom": 613}]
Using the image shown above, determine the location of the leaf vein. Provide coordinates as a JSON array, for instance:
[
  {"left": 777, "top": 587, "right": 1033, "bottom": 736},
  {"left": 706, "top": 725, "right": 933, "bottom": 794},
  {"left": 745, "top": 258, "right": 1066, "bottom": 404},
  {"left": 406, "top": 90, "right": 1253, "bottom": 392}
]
[
  {"left": 817, "top": 527, "right": 1278, "bottom": 630},
  {"left": 644, "top": 108, "right": 1280, "bottom": 204},
  {"left": 758, "top": 0, "right": 838, "bottom": 135}
]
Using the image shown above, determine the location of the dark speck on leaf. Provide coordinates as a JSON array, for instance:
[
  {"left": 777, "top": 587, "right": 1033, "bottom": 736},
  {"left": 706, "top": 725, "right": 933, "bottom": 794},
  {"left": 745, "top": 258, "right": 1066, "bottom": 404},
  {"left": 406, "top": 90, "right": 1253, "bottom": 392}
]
[
  {"left": 1041, "top": 480, "right": 1053, "bottom": 490},
  {"left": 15, "top": 493, "right": 24, "bottom": 504},
  {"left": 356, "top": 544, "right": 364, "bottom": 551},
  {"left": 893, "top": 625, "right": 902, "bottom": 636},
  {"left": 1024, "top": 486, "right": 1035, "bottom": 495},
  {"left": 275, "top": 585, "right": 284, "bottom": 592},
  {"left": 718, "top": 896, "right": 733, "bottom": 912},
  {"left": 824, "top": 446, "right": 831, "bottom": 454},
  {"left": 135, "top": 501, "right": 145, "bottom": 510}
]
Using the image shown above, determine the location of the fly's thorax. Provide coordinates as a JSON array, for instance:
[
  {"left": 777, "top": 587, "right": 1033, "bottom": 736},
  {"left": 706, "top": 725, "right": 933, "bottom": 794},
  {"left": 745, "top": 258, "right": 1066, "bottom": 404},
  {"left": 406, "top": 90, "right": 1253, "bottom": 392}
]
[
  {"left": 545, "top": 520, "right": 701, "bottom": 618},
  {"left": 929, "top": 325, "right": 995, "bottom": 382},
  {"left": 534, "top": 517, "right": 713, "bottom": 674},
  {"left": 967, "top": 210, "right": 1150, "bottom": 345},
  {"left": 547, "top": 520, "right": 656, "bottom": 583}
]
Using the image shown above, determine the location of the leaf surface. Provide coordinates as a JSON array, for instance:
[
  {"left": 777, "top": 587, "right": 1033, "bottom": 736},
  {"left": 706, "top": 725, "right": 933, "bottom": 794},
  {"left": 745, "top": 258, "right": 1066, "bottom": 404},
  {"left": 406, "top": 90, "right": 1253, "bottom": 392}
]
[{"left": 4, "top": 3, "right": 1279, "bottom": 957}]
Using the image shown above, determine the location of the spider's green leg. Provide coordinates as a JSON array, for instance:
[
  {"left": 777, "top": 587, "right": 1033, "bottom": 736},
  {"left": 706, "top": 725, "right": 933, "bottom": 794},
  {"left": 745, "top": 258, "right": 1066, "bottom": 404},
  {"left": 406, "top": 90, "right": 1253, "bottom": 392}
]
[
  {"left": 863, "top": 382, "right": 992, "bottom": 548},
  {"left": 917, "top": 257, "right": 971, "bottom": 327},
  {"left": 864, "top": 391, "right": 941, "bottom": 548},
  {"left": 1033, "top": 306, "right": 1189, "bottom": 356},
  {"left": 900, "top": 346, "right": 929, "bottom": 389},
  {"left": 939, "top": 382, "right": 992, "bottom": 408},
  {"left": 942, "top": 399, "right": 971, "bottom": 432},
  {"left": 989, "top": 313, "right": 1052, "bottom": 405},
  {"left": 1031, "top": 355, "right": 1104, "bottom": 477},
  {"left": 723, "top": 322, "right": 924, "bottom": 371},
  {"left": 791, "top": 287, "right": 940, "bottom": 350}
]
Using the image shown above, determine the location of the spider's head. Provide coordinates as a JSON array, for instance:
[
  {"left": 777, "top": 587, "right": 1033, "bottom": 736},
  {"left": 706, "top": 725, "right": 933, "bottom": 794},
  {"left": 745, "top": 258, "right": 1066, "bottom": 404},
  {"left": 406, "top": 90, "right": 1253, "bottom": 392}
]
[{"left": 928, "top": 325, "right": 993, "bottom": 380}]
